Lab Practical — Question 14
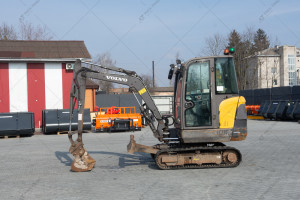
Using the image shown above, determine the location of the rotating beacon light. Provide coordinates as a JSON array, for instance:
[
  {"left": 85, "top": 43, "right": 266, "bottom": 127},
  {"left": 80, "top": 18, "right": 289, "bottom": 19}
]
[{"left": 224, "top": 47, "right": 235, "bottom": 55}]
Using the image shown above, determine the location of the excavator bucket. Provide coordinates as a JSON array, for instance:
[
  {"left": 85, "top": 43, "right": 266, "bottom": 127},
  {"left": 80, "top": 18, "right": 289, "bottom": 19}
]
[{"left": 69, "top": 142, "right": 96, "bottom": 172}]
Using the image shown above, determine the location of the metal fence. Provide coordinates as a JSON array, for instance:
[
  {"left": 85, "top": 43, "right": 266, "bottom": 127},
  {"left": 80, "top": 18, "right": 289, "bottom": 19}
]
[{"left": 240, "top": 86, "right": 300, "bottom": 105}]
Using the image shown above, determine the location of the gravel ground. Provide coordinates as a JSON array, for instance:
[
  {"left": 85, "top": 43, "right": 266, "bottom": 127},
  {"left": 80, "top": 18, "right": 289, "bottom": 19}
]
[{"left": 1, "top": 120, "right": 300, "bottom": 200}]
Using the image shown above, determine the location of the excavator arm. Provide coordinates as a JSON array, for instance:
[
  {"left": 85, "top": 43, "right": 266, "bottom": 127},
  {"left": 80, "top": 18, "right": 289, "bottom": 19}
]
[{"left": 68, "top": 59, "right": 166, "bottom": 172}]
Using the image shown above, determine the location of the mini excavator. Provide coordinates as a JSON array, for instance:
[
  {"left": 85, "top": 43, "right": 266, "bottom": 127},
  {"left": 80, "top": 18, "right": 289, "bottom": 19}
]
[{"left": 68, "top": 51, "right": 247, "bottom": 172}]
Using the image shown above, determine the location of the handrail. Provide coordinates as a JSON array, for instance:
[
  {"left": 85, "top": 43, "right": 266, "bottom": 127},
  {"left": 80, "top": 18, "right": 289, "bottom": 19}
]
[{"left": 98, "top": 106, "right": 137, "bottom": 115}]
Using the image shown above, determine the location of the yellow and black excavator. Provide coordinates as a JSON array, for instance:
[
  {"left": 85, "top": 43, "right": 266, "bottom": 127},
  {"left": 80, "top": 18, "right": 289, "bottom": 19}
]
[{"left": 68, "top": 49, "right": 247, "bottom": 172}]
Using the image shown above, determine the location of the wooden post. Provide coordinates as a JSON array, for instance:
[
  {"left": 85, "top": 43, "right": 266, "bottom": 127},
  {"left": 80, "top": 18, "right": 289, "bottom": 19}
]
[{"left": 152, "top": 61, "right": 155, "bottom": 87}]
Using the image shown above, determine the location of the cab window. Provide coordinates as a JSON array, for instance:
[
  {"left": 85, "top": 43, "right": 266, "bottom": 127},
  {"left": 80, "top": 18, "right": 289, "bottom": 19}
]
[{"left": 215, "top": 58, "right": 238, "bottom": 94}]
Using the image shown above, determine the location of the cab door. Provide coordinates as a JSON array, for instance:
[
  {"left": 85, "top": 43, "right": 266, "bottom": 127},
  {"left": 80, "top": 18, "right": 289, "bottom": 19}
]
[
  {"left": 183, "top": 59, "right": 214, "bottom": 129},
  {"left": 173, "top": 74, "right": 183, "bottom": 128}
]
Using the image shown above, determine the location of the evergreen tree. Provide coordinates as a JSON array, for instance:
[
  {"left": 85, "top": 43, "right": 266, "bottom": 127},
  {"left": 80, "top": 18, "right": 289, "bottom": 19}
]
[
  {"left": 225, "top": 28, "right": 271, "bottom": 90},
  {"left": 253, "top": 28, "right": 270, "bottom": 52},
  {"left": 227, "top": 30, "right": 242, "bottom": 50}
]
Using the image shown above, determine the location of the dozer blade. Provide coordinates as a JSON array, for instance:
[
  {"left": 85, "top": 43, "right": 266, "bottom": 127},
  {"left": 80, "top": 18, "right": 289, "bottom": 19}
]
[{"left": 69, "top": 142, "right": 96, "bottom": 172}]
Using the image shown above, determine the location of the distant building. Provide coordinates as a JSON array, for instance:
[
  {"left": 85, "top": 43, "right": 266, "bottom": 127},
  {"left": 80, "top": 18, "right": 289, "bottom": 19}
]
[
  {"left": 149, "top": 87, "right": 174, "bottom": 114},
  {"left": 108, "top": 87, "right": 174, "bottom": 114},
  {"left": 85, "top": 79, "right": 99, "bottom": 112},
  {"left": 109, "top": 87, "right": 131, "bottom": 94},
  {"left": 149, "top": 87, "right": 174, "bottom": 96},
  {"left": 245, "top": 45, "right": 300, "bottom": 89},
  {"left": 109, "top": 87, "right": 174, "bottom": 96},
  {"left": 0, "top": 40, "right": 94, "bottom": 128}
]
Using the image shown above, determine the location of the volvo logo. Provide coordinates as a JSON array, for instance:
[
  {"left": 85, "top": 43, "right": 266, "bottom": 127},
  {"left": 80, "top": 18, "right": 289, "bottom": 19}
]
[{"left": 106, "top": 76, "right": 128, "bottom": 82}]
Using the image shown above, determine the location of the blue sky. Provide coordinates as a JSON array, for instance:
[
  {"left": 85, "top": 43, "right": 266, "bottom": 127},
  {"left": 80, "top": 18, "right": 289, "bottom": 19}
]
[{"left": 2, "top": 0, "right": 300, "bottom": 86}]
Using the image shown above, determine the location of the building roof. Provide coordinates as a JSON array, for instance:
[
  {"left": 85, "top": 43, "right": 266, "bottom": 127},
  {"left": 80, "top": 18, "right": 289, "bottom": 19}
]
[
  {"left": 258, "top": 48, "right": 280, "bottom": 56},
  {"left": 0, "top": 40, "right": 91, "bottom": 59},
  {"left": 150, "top": 87, "right": 174, "bottom": 92},
  {"left": 245, "top": 47, "right": 280, "bottom": 59},
  {"left": 108, "top": 87, "right": 174, "bottom": 94},
  {"left": 109, "top": 88, "right": 131, "bottom": 94}
]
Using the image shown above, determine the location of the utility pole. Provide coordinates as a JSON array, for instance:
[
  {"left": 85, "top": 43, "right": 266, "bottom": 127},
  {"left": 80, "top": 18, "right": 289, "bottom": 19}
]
[{"left": 152, "top": 61, "right": 155, "bottom": 88}]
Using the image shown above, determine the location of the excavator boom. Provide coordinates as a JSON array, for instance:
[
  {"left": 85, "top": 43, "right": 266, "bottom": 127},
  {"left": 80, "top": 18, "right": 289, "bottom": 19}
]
[{"left": 68, "top": 59, "right": 167, "bottom": 172}]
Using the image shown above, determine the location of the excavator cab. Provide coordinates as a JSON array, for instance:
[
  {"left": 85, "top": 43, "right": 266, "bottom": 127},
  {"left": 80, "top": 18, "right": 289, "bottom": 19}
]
[{"left": 170, "top": 56, "right": 247, "bottom": 143}]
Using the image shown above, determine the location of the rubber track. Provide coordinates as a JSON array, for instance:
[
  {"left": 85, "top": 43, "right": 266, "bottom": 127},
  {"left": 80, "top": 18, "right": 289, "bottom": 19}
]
[{"left": 155, "top": 145, "right": 242, "bottom": 170}]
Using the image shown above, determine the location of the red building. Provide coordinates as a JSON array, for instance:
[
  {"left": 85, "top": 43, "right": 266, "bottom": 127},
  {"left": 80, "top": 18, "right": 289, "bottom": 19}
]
[{"left": 0, "top": 40, "right": 91, "bottom": 128}]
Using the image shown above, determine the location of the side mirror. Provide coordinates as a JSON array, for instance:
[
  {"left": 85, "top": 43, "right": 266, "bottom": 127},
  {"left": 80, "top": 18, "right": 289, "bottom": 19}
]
[{"left": 168, "top": 64, "right": 174, "bottom": 80}]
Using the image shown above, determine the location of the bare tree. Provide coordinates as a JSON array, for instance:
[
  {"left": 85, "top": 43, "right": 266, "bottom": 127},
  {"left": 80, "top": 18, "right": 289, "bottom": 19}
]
[
  {"left": 239, "top": 27, "right": 256, "bottom": 89},
  {"left": 227, "top": 28, "right": 262, "bottom": 90},
  {"left": 140, "top": 74, "right": 155, "bottom": 89},
  {"left": 271, "top": 58, "right": 280, "bottom": 88},
  {"left": 19, "top": 20, "right": 53, "bottom": 40},
  {"left": 242, "top": 26, "right": 255, "bottom": 44},
  {"left": 92, "top": 53, "right": 116, "bottom": 93},
  {"left": 263, "top": 57, "right": 280, "bottom": 88},
  {"left": 0, "top": 23, "right": 18, "bottom": 40},
  {"left": 269, "top": 35, "right": 281, "bottom": 48},
  {"left": 246, "top": 57, "right": 259, "bottom": 89},
  {"left": 202, "top": 33, "right": 226, "bottom": 56},
  {"left": 1, "top": 21, "right": 53, "bottom": 40}
]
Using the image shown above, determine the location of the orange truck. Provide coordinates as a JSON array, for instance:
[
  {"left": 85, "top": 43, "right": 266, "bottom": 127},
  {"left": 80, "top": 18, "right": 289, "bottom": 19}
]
[{"left": 92, "top": 106, "right": 142, "bottom": 132}]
